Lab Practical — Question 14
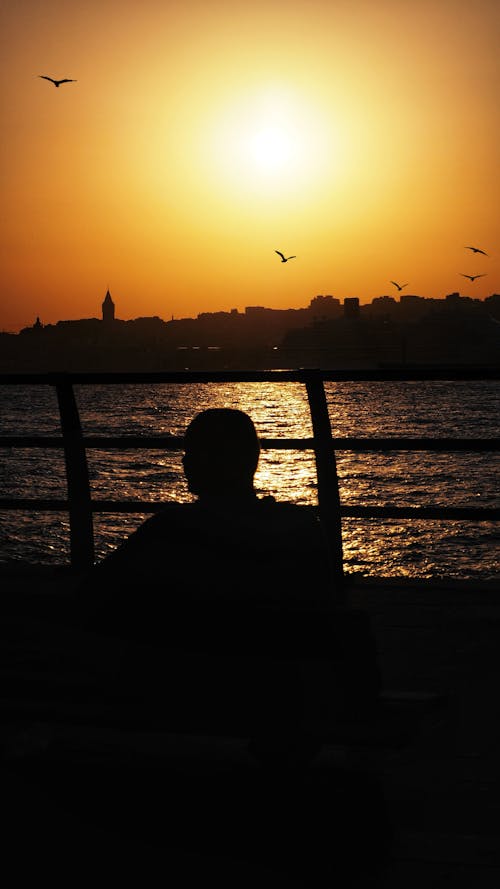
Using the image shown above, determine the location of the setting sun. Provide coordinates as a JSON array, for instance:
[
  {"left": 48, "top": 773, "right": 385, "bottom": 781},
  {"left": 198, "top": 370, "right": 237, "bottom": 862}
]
[
  {"left": 205, "top": 85, "right": 337, "bottom": 199},
  {"left": 247, "top": 125, "right": 296, "bottom": 174}
]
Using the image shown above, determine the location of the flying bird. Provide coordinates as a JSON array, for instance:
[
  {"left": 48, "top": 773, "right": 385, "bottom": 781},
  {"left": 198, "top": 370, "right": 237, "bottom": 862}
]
[
  {"left": 465, "top": 246, "right": 488, "bottom": 256},
  {"left": 275, "top": 251, "right": 296, "bottom": 263},
  {"left": 460, "top": 273, "right": 487, "bottom": 282},
  {"left": 38, "top": 76, "right": 77, "bottom": 87},
  {"left": 390, "top": 281, "right": 408, "bottom": 291}
]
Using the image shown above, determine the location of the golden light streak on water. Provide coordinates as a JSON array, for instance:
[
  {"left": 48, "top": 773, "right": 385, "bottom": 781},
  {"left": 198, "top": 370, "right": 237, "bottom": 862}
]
[{"left": 0, "top": 381, "right": 498, "bottom": 579}]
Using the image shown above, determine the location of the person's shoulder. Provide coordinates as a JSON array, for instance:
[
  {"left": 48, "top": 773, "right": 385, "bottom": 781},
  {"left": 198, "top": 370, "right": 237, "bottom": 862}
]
[
  {"left": 141, "top": 501, "right": 205, "bottom": 534},
  {"left": 150, "top": 501, "right": 197, "bottom": 521},
  {"left": 256, "top": 496, "right": 325, "bottom": 540},
  {"left": 91, "top": 501, "right": 201, "bottom": 578},
  {"left": 103, "top": 502, "right": 200, "bottom": 550},
  {"left": 257, "top": 496, "right": 319, "bottom": 523}
]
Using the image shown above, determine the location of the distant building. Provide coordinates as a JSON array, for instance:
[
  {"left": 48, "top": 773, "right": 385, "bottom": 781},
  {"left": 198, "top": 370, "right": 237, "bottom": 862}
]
[
  {"left": 399, "top": 294, "right": 429, "bottom": 321},
  {"left": 244, "top": 306, "right": 267, "bottom": 316},
  {"left": 102, "top": 289, "right": 115, "bottom": 323},
  {"left": 309, "top": 295, "right": 341, "bottom": 320},
  {"left": 485, "top": 294, "right": 500, "bottom": 321},
  {"left": 369, "top": 296, "right": 397, "bottom": 318},
  {"left": 343, "top": 297, "right": 360, "bottom": 319}
]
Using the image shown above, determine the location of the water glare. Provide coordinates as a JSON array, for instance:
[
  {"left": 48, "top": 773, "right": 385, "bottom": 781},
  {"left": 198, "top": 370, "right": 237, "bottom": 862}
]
[{"left": 0, "top": 380, "right": 498, "bottom": 578}]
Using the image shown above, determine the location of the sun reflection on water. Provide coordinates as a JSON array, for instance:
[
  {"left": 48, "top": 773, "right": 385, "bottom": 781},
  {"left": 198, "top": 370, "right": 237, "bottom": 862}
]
[{"left": 0, "top": 381, "right": 498, "bottom": 578}]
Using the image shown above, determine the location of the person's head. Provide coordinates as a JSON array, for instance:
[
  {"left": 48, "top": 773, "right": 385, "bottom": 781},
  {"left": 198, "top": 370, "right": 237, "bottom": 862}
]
[{"left": 182, "top": 408, "right": 260, "bottom": 498}]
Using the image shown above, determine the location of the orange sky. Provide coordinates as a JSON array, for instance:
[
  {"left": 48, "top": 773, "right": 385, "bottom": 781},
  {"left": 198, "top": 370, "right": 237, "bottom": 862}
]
[{"left": 1, "top": 0, "right": 499, "bottom": 331}]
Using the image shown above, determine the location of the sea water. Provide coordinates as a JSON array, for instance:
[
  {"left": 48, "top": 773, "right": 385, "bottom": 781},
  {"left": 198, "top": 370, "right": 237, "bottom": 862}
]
[{"left": 0, "top": 380, "right": 498, "bottom": 579}]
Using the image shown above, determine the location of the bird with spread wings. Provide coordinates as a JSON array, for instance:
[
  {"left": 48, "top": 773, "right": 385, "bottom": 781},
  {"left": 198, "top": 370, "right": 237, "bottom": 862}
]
[
  {"left": 275, "top": 251, "right": 296, "bottom": 263},
  {"left": 465, "top": 246, "right": 488, "bottom": 256},
  {"left": 38, "top": 76, "right": 77, "bottom": 88}
]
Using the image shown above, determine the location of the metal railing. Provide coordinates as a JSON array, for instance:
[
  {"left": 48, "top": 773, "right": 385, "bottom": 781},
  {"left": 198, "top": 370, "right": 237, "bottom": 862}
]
[{"left": 1, "top": 369, "right": 499, "bottom": 581}]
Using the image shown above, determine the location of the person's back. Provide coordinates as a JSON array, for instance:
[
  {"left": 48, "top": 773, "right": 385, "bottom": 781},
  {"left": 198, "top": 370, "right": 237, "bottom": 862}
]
[{"left": 82, "top": 409, "right": 334, "bottom": 642}]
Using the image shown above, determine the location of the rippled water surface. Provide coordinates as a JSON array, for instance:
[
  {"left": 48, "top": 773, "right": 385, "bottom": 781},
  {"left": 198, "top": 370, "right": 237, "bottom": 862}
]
[{"left": 0, "top": 380, "right": 498, "bottom": 579}]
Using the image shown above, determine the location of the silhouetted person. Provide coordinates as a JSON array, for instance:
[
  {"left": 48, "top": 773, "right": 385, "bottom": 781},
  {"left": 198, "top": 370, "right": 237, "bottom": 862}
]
[
  {"left": 83, "top": 408, "right": 334, "bottom": 635},
  {"left": 79, "top": 409, "right": 379, "bottom": 761}
]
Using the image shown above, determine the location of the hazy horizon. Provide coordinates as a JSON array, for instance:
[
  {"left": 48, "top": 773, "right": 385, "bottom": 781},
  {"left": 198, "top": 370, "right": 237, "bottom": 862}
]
[{"left": 1, "top": 0, "right": 498, "bottom": 332}]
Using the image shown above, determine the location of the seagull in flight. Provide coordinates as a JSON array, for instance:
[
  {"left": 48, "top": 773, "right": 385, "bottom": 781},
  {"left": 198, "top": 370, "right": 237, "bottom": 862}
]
[
  {"left": 38, "top": 75, "right": 77, "bottom": 88},
  {"left": 460, "top": 273, "right": 487, "bottom": 282},
  {"left": 275, "top": 251, "right": 296, "bottom": 263},
  {"left": 465, "top": 246, "right": 488, "bottom": 256},
  {"left": 390, "top": 281, "right": 408, "bottom": 291}
]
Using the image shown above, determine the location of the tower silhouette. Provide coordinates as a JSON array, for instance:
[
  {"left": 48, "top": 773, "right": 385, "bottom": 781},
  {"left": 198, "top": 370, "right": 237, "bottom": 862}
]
[{"left": 102, "top": 289, "right": 115, "bottom": 323}]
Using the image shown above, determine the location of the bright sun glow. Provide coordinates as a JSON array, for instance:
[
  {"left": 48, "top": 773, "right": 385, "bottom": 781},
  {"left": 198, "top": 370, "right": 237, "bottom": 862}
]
[
  {"left": 248, "top": 125, "right": 295, "bottom": 172},
  {"left": 206, "top": 86, "right": 338, "bottom": 196}
]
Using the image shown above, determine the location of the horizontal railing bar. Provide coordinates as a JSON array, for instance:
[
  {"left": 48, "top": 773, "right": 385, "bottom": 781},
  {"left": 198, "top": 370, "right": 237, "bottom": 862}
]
[
  {"left": 0, "top": 367, "right": 499, "bottom": 385},
  {"left": 333, "top": 438, "right": 500, "bottom": 452},
  {"left": 88, "top": 503, "right": 500, "bottom": 520},
  {"left": 0, "top": 436, "right": 314, "bottom": 451},
  {"left": 341, "top": 506, "right": 500, "bottom": 520},
  {"left": 0, "top": 435, "right": 498, "bottom": 452},
  {"left": 0, "top": 499, "right": 71, "bottom": 511},
  {"left": 0, "top": 498, "right": 498, "bottom": 521},
  {"left": 86, "top": 436, "right": 315, "bottom": 450},
  {"left": 0, "top": 437, "right": 66, "bottom": 448}
]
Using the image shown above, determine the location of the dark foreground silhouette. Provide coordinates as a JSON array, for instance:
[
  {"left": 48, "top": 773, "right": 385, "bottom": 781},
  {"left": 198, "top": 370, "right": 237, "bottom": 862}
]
[
  {"left": 79, "top": 408, "right": 380, "bottom": 752},
  {"left": 36, "top": 408, "right": 387, "bottom": 884}
]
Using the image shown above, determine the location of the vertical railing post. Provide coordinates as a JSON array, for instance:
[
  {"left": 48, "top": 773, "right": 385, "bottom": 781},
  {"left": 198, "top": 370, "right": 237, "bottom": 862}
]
[
  {"left": 54, "top": 375, "right": 94, "bottom": 571},
  {"left": 304, "top": 371, "right": 345, "bottom": 594}
]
